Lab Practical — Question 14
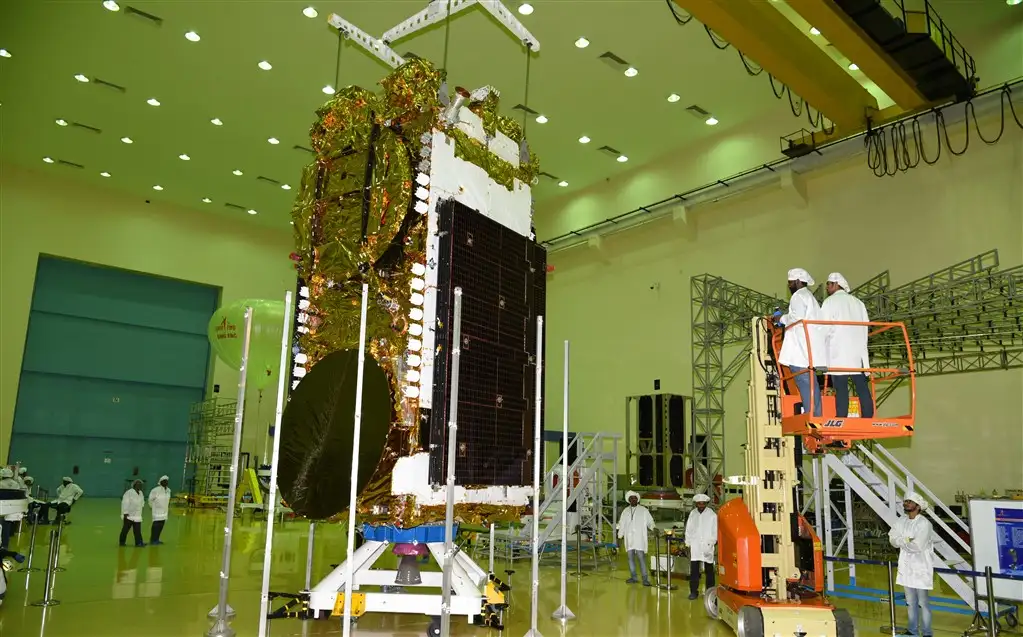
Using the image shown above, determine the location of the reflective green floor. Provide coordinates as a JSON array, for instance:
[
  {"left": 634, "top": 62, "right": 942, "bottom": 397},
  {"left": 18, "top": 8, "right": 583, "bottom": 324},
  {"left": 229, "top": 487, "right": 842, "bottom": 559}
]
[{"left": 0, "top": 501, "right": 997, "bottom": 636}]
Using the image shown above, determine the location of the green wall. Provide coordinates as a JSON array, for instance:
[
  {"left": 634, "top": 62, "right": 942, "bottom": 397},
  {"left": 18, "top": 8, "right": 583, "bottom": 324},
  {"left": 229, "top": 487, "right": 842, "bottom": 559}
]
[
  {"left": 537, "top": 123, "right": 1023, "bottom": 503},
  {"left": 0, "top": 163, "right": 296, "bottom": 466}
]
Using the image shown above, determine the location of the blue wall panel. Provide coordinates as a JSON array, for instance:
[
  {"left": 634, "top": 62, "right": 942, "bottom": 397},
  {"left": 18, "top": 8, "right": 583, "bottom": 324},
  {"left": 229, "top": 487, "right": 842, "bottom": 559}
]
[{"left": 9, "top": 257, "right": 217, "bottom": 498}]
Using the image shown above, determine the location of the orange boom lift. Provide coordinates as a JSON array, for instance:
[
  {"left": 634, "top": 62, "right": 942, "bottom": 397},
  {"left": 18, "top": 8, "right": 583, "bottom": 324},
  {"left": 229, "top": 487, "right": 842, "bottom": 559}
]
[{"left": 706, "top": 317, "right": 916, "bottom": 637}]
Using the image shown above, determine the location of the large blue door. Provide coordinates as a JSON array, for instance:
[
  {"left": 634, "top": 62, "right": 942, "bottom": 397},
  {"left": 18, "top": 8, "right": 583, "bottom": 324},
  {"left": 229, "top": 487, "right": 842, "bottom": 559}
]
[{"left": 8, "top": 257, "right": 217, "bottom": 498}]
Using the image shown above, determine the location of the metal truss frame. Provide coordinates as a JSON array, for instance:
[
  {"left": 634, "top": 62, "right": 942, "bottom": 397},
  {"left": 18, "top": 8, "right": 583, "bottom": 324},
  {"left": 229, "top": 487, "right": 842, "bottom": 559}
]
[{"left": 688, "top": 249, "right": 1022, "bottom": 496}]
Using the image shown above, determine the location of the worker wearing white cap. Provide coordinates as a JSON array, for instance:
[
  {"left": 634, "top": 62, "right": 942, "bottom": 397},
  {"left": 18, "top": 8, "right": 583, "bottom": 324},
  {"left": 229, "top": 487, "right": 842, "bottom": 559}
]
[
  {"left": 38, "top": 477, "right": 84, "bottom": 524},
  {"left": 684, "top": 493, "right": 718, "bottom": 600},
  {"left": 821, "top": 273, "right": 874, "bottom": 419},
  {"left": 0, "top": 468, "right": 21, "bottom": 549},
  {"left": 120, "top": 479, "right": 146, "bottom": 547},
  {"left": 889, "top": 492, "right": 935, "bottom": 637},
  {"left": 148, "top": 475, "right": 172, "bottom": 545},
  {"left": 774, "top": 268, "right": 824, "bottom": 416},
  {"left": 617, "top": 491, "right": 655, "bottom": 585}
]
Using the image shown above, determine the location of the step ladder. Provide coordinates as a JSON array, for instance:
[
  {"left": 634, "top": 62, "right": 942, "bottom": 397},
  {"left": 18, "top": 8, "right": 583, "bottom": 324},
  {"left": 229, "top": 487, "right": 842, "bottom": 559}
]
[
  {"left": 532, "top": 432, "right": 620, "bottom": 549},
  {"left": 820, "top": 443, "right": 982, "bottom": 611}
]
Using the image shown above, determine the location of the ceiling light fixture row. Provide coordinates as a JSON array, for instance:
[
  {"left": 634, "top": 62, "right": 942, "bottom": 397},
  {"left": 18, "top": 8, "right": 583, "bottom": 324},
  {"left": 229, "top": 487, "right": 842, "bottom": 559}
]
[{"left": 0, "top": 48, "right": 11, "bottom": 58}]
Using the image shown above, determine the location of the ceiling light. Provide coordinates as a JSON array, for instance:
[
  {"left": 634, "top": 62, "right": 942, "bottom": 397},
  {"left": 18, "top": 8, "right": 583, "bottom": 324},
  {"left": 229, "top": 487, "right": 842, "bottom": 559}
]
[
  {"left": 103, "top": 1, "right": 120, "bottom": 11},
  {"left": 617, "top": 155, "right": 629, "bottom": 163},
  {"left": 282, "top": 184, "right": 292, "bottom": 190},
  {"left": 322, "top": 85, "right": 335, "bottom": 95},
  {"left": 121, "top": 136, "right": 133, "bottom": 143},
  {"left": 535, "top": 115, "right": 548, "bottom": 124},
  {"left": 147, "top": 98, "right": 161, "bottom": 106},
  {"left": 268, "top": 137, "right": 280, "bottom": 145},
  {"left": 100, "top": 171, "right": 111, "bottom": 177},
  {"left": 185, "top": 31, "right": 200, "bottom": 42},
  {"left": 210, "top": 117, "right": 223, "bottom": 126},
  {"left": 1009, "top": 0, "right": 1023, "bottom": 5},
  {"left": 518, "top": 3, "right": 534, "bottom": 15},
  {"left": 55, "top": 119, "right": 68, "bottom": 126},
  {"left": 303, "top": 6, "right": 318, "bottom": 17},
  {"left": 667, "top": 93, "right": 681, "bottom": 103},
  {"left": 153, "top": 185, "right": 163, "bottom": 191},
  {"left": 179, "top": 154, "right": 190, "bottom": 160},
  {"left": 558, "top": 181, "right": 568, "bottom": 187},
  {"left": 624, "top": 67, "right": 638, "bottom": 77},
  {"left": 201, "top": 197, "right": 212, "bottom": 203},
  {"left": 43, "top": 157, "right": 54, "bottom": 164},
  {"left": 232, "top": 169, "right": 243, "bottom": 176},
  {"left": 258, "top": 60, "right": 273, "bottom": 71},
  {"left": 574, "top": 37, "right": 589, "bottom": 49},
  {"left": 578, "top": 136, "right": 590, "bottom": 144},
  {"left": 809, "top": 27, "right": 821, "bottom": 35},
  {"left": 705, "top": 117, "right": 719, "bottom": 126},
  {"left": 247, "top": 209, "right": 258, "bottom": 215},
  {"left": 0, "top": 49, "right": 11, "bottom": 59},
  {"left": 74, "top": 74, "right": 89, "bottom": 82},
  {"left": 848, "top": 63, "right": 859, "bottom": 70}
]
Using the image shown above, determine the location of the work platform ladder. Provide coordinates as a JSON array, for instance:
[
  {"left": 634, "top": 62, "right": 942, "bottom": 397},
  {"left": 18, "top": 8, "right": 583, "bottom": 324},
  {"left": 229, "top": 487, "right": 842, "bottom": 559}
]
[
  {"left": 533, "top": 432, "right": 620, "bottom": 548},
  {"left": 816, "top": 441, "right": 985, "bottom": 612}
]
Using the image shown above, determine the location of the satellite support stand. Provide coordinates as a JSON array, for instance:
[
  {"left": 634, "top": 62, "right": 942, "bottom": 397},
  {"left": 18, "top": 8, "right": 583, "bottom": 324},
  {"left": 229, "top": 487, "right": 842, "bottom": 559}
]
[
  {"left": 523, "top": 316, "right": 545, "bottom": 637},
  {"left": 439, "top": 288, "right": 464, "bottom": 637},
  {"left": 551, "top": 340, "right": 575, "bottom": 622}
]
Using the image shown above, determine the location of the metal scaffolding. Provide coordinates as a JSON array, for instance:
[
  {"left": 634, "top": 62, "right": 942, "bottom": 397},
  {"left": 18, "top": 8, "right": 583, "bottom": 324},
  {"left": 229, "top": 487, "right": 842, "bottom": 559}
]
[
  {"left": 184, "top": 397, "right": 237, "bottom": 504},
  {"left": 687, "top": 249, "right": 1022, "bottom": 495}
]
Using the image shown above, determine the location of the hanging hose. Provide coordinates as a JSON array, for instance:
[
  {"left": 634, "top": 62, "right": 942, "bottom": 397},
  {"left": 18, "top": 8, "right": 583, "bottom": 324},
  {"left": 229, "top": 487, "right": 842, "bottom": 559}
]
[{"left": 334, "top": 30, "right": 344, "bottom": 91}]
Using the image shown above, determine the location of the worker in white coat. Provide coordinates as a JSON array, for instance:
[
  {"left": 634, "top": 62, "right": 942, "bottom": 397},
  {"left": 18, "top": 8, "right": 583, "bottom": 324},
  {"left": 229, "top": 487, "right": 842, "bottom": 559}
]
[
  {"left": 685, "top": 493, "right": 718, "bottom": 600},
  {"left": 119, "top": 479, "right": 146, "bottom": 547},
  {"left": 38, "top": 477, "right": 84, "bottom": 524},
  {"left": 617, "top": 491, "right": 655, "bottom": 586},
  {"left": 821, "top": 273, "right": 874, "bottom": 418},
  {"left": 148, "top": 475, "right": 171, "bottom": 545},
  {"left": 888, "top": 492, "right": 935, "bottom": 637},
  {"left": 0, "top": 468, "right": 22, "bottom": 549},
  {"left": 775, "top": 268, "right": 824, "bottom": 416}
]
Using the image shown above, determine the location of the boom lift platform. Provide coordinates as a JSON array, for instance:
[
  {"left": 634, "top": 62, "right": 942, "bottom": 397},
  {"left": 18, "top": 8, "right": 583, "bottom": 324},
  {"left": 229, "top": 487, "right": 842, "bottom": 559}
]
[{"left": 707, "top": 317, "right": 916, "bottom": 637}]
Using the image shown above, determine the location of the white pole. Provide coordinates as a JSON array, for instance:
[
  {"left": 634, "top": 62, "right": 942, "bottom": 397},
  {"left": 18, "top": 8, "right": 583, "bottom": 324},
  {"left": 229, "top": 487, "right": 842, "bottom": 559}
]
[
  {"left": 523, "top": 316, "right": 545, "bottom": 637},
  {"left": 207, "top": 308, "right": 253, "bottom": 637},
  {"left": 440, "top": 287, "right": 464, "bottom": 637},
  {"left": 342, "top": 283, "right": 370, "bottom": 637},
  {"left": 258, "top": 291, "right": 294, "bottom": 637},
  {"left": 488, "top": 523, "right": 495, "bottom": 575},
  {"left": 552, "top": 340, "right": 574, "bottom": 621}
]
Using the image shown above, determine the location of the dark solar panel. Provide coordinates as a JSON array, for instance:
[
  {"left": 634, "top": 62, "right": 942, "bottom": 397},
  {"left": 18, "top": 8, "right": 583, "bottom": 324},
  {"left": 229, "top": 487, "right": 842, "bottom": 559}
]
[{"left": 427, "top": 199, "right": 547, "bottom": 486}]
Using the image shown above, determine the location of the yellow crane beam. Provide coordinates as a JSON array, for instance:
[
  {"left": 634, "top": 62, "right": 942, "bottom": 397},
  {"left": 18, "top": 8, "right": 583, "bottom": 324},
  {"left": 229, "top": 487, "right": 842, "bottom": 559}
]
[
  {"left": 785, "top": 0, "right": 927, "bottom": 111},
  {"left": 671, "top": 0, "right": 879, "bottom": 131}
]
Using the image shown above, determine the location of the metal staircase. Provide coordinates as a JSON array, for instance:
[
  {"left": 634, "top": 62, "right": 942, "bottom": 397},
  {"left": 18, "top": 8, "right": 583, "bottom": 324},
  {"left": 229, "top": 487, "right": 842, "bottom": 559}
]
[
  {"left": 533, "top": 432, "right": 620, "bottom": 548},
  {"left": 820, "top": 442, "right": 982, "bottom": 610}
]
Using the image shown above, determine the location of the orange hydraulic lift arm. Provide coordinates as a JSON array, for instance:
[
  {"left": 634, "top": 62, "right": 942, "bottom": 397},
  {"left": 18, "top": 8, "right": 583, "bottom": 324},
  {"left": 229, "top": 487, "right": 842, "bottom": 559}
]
[{"left": 670, "top": 0, "right": 879, "bottom": 131}]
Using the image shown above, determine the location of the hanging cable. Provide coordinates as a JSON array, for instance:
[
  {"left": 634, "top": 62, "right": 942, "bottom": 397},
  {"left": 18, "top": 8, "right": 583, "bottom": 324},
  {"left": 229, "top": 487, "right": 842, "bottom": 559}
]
[
  {"left": 334, "top": 30, "right": 345, "bottom": 91},
  {"left": 521, "top": 44, "right": 533, "bottom": 133},
  {"left": 441, "top": 0, "right": 453, "bottom": 74},
  {"left": 864, "top": 83, "right": 1023, "bottom": 178},
  {"left": 664, "top": 0, "right": 694, "bottom": 25}
]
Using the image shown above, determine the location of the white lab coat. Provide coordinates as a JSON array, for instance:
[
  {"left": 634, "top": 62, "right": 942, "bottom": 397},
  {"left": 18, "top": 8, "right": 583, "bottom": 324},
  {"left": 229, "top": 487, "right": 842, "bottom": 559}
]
[
  {"left": 54, "top": 483, "right": 83, "bottom": 506},
  {"left": 684, "top": 508, "right": 718, "bottom": 563},
  {"left": 617, "top": 505, "right": 655, "bottom": 553},
  {"left": 888, "top": 514, "right": 935, "bottom": 590},
  {"left": 778, "top": 287, "right": 825, "bottom": 368},
  {"left": 149, "top": 486, "right": 171, "bottom": 521},
  {"left": 121, "top": 489, "right": 145, "bottom": 523},
  {"left": 820, "top": 290, "right": 870, "bottom": 375},
  {"left": 0, "top": 477, "right": 23, "bottom": 523}
]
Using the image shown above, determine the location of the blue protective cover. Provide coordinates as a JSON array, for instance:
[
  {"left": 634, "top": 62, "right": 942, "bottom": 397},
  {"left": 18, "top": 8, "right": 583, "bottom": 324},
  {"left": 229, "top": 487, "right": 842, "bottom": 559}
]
[{"left": 362, "top": 523, "right": 459, "bottom": 543}]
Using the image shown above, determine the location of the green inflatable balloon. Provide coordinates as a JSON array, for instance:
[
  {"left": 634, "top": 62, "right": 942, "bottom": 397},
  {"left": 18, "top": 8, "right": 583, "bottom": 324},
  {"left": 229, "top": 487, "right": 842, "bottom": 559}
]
[{"left": 208, "top": 299, "right": 287, "bottom": 390}]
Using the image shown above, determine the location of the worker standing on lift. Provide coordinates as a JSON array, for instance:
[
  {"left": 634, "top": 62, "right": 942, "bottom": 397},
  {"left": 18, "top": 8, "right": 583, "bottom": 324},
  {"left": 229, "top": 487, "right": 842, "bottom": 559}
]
[
  {"left": 774, "top": 268, "right": 824, "bottom": 416},
  {"left": 821, "top": 273, "right": 874, "bottom": 418}
]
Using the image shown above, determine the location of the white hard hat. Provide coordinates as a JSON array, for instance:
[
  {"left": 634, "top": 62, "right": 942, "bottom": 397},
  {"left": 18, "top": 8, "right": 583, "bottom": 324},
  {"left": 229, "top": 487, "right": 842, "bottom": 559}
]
[
  {"left": 0, "top": 467, "right": 12, "bottom": 479},
  {"left": 625, "top": 491, "right": 640, "bottom": 501},
  {"left": 159, "top": 475, "right": 170, "bottom": 482},
  {"left": 23, "top": 476, "right": 34, "bottom": 484},
  {"left": 18, "top": 467, "right": 28, "bottom": 475},
  {"left": 904, "top": 491, "right": 929, "bottom": 511},
  {"left": 787, "top": 268, "right": 815, "bottom": 286},
  {"left": 827, "top": 272, "right": 850, "bottom": 291},
  {"left": 62, "top": 476, "right": 73, "bottom": 483},
  {"left": 693, "top": 493, "right": 711, "bottom": 503}
]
